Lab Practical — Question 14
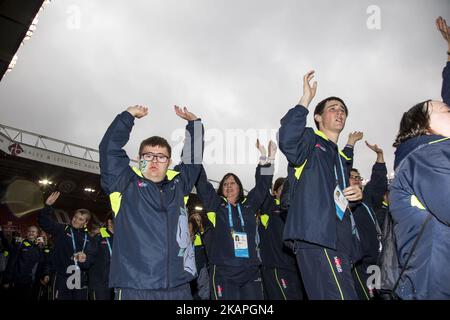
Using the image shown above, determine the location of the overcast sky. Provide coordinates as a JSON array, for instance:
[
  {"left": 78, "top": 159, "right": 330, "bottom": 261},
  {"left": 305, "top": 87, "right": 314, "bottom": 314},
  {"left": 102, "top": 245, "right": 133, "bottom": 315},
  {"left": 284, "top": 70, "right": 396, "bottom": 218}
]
[{"left": 1, "top": 0, "right": 449, "bottom": 190}]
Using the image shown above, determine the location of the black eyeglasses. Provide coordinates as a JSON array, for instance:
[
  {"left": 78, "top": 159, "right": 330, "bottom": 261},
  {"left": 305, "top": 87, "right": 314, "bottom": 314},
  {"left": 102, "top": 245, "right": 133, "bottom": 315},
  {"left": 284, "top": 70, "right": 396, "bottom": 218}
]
[
  {"left": 350, "top": 175, "right": 363, "bottom": 181},
  {"left": 141, "top": 152, "right": 169, "bottom": 163}
]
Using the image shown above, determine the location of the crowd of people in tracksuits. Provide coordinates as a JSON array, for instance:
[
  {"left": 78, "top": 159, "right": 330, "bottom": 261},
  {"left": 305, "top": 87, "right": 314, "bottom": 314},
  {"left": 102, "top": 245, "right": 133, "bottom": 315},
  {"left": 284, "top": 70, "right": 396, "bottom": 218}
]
[
  {"left": 0, "top": 17, "right": 449, "bottom": 300},
  {"left": 0, "top": 209, "right": 115, "bottom": 301}
]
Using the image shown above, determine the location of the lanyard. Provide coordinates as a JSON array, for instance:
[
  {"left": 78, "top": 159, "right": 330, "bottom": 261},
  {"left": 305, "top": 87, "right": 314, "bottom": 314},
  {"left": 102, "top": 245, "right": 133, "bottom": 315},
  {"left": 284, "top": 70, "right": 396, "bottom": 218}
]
[
  {"left": 227, "top": 202, "right": 245, "bottom": 232},
  {"left": 334, "top": 153, "right": 347, "bottom": 189},
  {"left": 361, "top": 202, "right": 382, "bottom": 236},
  {"left": 105, "top": 237, "right": 112, "bottom": 257},
  {"left": 70, "top": 227, "right": 87, "bottom": 257},
  {"left": 334, "top": 152, "right": 361, "bottom": 241},
  {"left": 255, "top": 223, "right": 262, "bottom": 262}
]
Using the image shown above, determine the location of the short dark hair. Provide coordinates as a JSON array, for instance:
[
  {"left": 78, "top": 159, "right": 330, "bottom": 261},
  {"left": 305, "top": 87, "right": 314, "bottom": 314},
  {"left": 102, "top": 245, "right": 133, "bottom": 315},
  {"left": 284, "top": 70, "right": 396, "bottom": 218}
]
[
  {"left": 217, "top": 173, "right": 245, "bottom": 203},
  {"left": 139, "top": 136, "right": 172, "bottom": 158},
  {"left": 273, "top": 177, "right": 286, "bottom": 193},
  {"left": 393, "top": 100, "right": 431, "bottom": 147},
  {"left": 74, "top": 208, "right": 91, "bottom": 222},
  {"left": 350, "top": 168, "right": 359, "bottom": 175},
  {"left": 313, "top": 96, "right": 348, "bottom": 129}
]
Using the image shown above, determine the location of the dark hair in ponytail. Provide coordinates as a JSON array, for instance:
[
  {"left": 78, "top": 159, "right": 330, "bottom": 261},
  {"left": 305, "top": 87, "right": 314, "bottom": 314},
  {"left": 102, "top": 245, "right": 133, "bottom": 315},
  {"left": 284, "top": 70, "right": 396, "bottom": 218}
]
[{"left": 393, "top": 100, "right": 431, "bottom": 147}]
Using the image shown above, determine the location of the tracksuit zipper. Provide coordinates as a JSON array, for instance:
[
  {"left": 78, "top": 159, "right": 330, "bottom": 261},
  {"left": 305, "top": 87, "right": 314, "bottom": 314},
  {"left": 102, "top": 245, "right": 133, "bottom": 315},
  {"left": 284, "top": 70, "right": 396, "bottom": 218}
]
[{"left": 160, "top": 188, "right": 170, "bottom": 289}]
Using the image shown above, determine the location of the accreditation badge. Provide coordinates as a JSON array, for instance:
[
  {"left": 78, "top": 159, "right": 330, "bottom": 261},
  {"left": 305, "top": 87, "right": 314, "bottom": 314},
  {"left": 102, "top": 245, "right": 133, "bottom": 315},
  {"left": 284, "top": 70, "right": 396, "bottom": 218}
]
[
  {"left": 232, "top": 231, "right": 249, "bottom": 258},
  {"left": 334, "top": 185, "right": 348, "bottom": 221}
]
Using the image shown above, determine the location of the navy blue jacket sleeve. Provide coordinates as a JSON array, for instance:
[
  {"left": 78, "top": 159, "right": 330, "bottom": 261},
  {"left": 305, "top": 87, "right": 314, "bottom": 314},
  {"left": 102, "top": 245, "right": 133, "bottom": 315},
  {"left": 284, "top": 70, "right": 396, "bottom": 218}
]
[
  {"left": 278, "top": 105, "right": 317, "bottom": 166},
  {"left": 174, "top": 119, "right": 205, "bottom": 195},
  {"left": 363, "top": 162, "right": 388, "bottom": 211},
  {"left": 247, "top": 164, "right": 274, "bottom": 211},
  {"left": 194, "top": 166, "right": 222, "bottom": 212},
  {"left": 396, "top": 140, "right": 450, "bottom": 225},
  {"left": 253, "top": 160, "right": 273, "bottom": 213},
  {"left": 260, "top": 193, "right": 275, "bottom": 215},
  {"left": 99, "top": 111, "right": 135, "bottom": 195},
  {"left": 341, "top": 146, "right": 354, "bottom": 172},
  {"left": 412, "top": 144, "right": 450, "bottom": 224},
  {"left": 37, "top": 205, "right": 65, "bottom": 236},
  {"left": 442, "top": 61, "right": 450, "bottom": 105}
]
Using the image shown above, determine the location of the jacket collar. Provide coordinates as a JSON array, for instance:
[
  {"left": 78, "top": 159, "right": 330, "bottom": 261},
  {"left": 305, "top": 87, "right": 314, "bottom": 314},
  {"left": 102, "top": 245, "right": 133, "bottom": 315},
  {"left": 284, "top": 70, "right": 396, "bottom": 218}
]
[
  {"left": 132, "top": 166, "right": 180, "bottom": 184},
  {"left": 394, "top": 135, "right": 447, "bottom": 169},
  {"left": 314, "top": 130, "right": 349, "bottom": 160},
  {"left": 100, "top": 227, "right": 111, "bottom": 238}
]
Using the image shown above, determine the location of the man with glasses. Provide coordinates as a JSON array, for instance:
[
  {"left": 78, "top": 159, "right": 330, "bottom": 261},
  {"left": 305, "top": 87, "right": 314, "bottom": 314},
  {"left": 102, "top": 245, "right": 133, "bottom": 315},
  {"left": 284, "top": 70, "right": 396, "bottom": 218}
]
[
  {"left": 99, "top": 105, "right": 204, "bottom": 300},
  {"left": 344, "top": 133, "right": 388, "bottom": 300}
]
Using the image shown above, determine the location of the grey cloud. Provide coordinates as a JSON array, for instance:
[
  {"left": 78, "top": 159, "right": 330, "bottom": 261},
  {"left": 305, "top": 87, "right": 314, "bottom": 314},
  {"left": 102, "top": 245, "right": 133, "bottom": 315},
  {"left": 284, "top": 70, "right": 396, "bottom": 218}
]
[{"left": 1, "top": 0, "right": 449, "bottom": 190}]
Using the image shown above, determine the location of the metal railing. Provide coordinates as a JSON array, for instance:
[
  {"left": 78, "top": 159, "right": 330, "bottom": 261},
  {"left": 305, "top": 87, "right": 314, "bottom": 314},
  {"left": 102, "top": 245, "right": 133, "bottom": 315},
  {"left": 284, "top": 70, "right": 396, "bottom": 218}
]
[
  {"left": 0, "top": 123, "right": 100, "bottom": 162},
  {"left": 0, "top": 123, "right": 240, "bottom": 191}
]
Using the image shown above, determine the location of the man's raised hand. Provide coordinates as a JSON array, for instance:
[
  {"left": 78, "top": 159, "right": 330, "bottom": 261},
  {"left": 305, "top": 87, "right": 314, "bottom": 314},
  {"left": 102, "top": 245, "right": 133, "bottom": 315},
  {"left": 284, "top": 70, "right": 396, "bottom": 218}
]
[
  {"left": 256, "top": 139, "right": 267, "bottom": 157},
  {"left": 45, "top": 191, "right": 60, "bottom": 206},
  {"left": 347, "top": 131, "right": 364, "bottom": 147},
  {"left": 174, "top": 105, "right": 199, "bottom": 121},
  {"left": 365, "top": 141, "right": 383, "bottom": 154},
  {"left": 268, "top": 140, "right": 278, "bottom": 160},
  {"left": 298, "top": 70, "right": 318, "bottom": 108},
  {"left": 366, "top": 141, "right": 385, "bottom": 163},
  {"left": 436, "top": 16, "right": 450, "bottom": 45},
  {"left": 127, "top": 105, "right": 149, "bottom": 119}
]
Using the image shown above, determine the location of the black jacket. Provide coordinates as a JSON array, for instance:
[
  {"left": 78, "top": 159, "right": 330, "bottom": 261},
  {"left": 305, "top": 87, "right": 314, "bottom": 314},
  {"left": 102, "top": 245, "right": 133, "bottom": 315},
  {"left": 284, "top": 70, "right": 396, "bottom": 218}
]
[
  {"left": 351, "top": 162, "right": 388, "bottom": 265},
  {"left": 198, "top": 164, "right": 273, "bottom": 269},
  {"left": 89, "top": 228, "right": 113, "bottom": 290},
  {"left": 3, "top": 240, "right": 42, "bottom": 285},
  {"left": 258, "top": 195, "right": 297, "bottom": 271},
  {"left": 35, "top": 245, "right": 52, "bottom": 282},
  {"left": 37, "top": 205, "right": 94, "bottom": 281}
]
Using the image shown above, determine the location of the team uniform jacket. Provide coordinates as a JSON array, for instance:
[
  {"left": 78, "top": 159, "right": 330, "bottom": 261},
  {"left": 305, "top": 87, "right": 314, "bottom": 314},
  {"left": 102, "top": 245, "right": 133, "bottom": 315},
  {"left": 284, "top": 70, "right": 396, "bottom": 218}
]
[
  {"left": 99, "top": 111, "right": 204, "bottom": 290},
  {"left": 278, "top": 105, "right": 360, "bottom": 260}
]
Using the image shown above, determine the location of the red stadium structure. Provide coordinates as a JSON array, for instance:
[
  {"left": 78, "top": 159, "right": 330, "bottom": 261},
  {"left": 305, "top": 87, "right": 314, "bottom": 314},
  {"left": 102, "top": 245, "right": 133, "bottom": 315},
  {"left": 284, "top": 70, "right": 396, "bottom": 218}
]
[{"left": 0, "top": 123, "right": 205, "bottom": 241}]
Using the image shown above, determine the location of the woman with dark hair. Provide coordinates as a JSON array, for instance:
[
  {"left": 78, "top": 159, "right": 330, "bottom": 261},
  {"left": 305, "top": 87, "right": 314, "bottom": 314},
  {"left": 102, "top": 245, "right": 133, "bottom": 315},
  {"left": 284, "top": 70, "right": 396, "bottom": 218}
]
[
  {"left": 196, "top": 140, "right": 276, "bottom": 300},
  {"left": 389, "top": 17, "right": 450, "bottom": 299}
]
